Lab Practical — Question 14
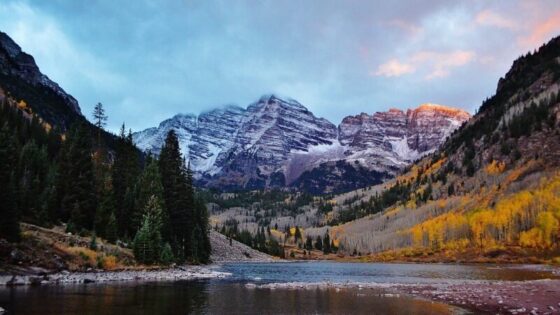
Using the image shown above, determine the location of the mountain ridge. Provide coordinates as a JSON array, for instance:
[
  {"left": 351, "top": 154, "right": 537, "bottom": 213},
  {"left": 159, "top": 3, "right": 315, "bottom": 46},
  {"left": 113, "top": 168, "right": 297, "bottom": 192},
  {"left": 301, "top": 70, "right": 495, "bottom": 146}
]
[{"left": 133, "top": 96, "right": 470, "bottom": 193}]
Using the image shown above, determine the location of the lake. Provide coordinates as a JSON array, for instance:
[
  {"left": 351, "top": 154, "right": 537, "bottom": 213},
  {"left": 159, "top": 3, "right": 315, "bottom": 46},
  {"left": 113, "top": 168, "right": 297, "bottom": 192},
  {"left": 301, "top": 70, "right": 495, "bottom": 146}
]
[{"left": 1, "top": 262, "right": 558, "bottom": 314}]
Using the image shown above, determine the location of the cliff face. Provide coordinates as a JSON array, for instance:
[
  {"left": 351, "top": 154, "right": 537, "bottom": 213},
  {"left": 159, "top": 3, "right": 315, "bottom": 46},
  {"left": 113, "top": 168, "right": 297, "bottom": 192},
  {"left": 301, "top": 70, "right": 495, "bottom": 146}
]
[
  {"left": 0, "top": 31, "right": 83, "bottom": 130},
  {"left": 339, "top": 104, "right": 470, "bottom": 163},
  {"left": 134, "top": 96, "right": 470, "bottom": 193}
]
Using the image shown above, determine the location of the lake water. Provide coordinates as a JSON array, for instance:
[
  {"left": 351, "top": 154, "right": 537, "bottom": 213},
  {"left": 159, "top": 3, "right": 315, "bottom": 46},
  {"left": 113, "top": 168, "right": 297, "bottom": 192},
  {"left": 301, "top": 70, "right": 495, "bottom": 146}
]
[{"left": 1, "top": 262, "right": 558, "bottom": 315}]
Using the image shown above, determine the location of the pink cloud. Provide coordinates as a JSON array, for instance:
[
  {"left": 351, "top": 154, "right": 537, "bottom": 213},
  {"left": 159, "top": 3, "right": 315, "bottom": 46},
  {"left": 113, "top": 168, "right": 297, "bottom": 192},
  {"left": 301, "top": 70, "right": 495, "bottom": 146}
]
[
  {"left": 387, "top": 19, "right": 423, "bottom": 36},
  {"left": 374, "top": 50, "right": 475, "bottom": 79},
  {"left": 373, "top": 59, "right": 415, "bottom": 77},
  {"left": 475, "top": 10, "right": 516, "bottom": 29},
  {"left": 518, "top": 11, "right": 560, "bottom": 48},
  {"left": 412, "top": 51, "right": 475, "bottom": 79}
]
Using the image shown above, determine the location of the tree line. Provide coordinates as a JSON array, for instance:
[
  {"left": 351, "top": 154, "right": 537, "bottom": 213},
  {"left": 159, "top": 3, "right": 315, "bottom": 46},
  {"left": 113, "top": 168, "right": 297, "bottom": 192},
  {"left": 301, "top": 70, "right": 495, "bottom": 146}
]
[{"left": 0, "top": 100, "right": 210, "bottom": 264}]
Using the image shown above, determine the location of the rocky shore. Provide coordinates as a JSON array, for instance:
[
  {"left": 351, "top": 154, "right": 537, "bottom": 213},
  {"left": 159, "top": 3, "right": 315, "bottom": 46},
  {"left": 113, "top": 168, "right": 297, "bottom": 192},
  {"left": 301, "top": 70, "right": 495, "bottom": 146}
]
[
  {"left": 0, "top": 266, "right": 231, "bottom": 286},
  {"left": 246, "top": 279, "right": 560, "bottom": 314}
]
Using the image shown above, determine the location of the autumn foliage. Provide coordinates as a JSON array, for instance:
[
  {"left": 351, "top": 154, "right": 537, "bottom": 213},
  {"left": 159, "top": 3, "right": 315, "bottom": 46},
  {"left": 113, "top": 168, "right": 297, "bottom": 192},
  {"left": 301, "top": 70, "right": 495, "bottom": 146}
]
[{"left": 407, "top": 173, "right": 560, "bottom": 252}]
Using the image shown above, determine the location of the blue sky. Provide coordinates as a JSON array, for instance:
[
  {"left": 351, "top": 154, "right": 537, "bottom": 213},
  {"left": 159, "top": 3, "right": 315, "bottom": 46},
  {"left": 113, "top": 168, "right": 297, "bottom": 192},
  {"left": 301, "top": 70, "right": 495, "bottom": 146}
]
[{"left": 1, "top": 0, "right": 560, "bottom": 132}]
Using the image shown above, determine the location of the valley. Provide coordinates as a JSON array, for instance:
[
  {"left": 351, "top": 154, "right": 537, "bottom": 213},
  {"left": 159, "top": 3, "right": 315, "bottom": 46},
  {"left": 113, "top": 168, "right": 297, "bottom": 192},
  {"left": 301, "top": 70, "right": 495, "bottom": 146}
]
[{"left": 1, "top": 3, "right": 560, "bottom": 314}]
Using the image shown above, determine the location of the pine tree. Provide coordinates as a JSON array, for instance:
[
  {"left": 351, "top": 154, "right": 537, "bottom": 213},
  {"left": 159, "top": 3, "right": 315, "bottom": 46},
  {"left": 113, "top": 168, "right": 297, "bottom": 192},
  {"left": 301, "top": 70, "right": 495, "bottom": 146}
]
[
  {"left": 133, "top": 158, "right": 166, "bottom": 234},
  {"left": 112, "top": 123, "right": 141, "bottom": 238},
  {"left": 160, "top": 243, "right": 175, "bottom": 265},
  {"left": 294, "top": 226, "right": 302, "bottom": 242},
  {"left": 92, "top": 102, "right": 107, "bottom": 146},
  {"left": 16, "top": 141, "right": 49, "bottom": 224},
  {"left": 315, "top": 235, "right": 323, "bottom": 251},
  {"left": 133, "top": 196, "right": 164, "bottom": 264},
  {"left": 105, "top": 211, "right": 118, "bottom": 243},
  {"left": 0, "top": 124, "right": 20, "bottom": 242},
  {"left": 323, "top": 231, "right": 331, "bottom": 254},
  {"left": 95, "top": 187, "right": 116, "bottom": 239},
  {"left": 192, "top": 197, "right": 211, "bottom": 263},
  {"left": 59, "top": 123, "right": 97, "bottom": 231},
  {"left": 159, "top": 130, "right": 193, "bottom": 262},
  {"left": 305, "top": 236, "right": 313, "bottom": 251}
]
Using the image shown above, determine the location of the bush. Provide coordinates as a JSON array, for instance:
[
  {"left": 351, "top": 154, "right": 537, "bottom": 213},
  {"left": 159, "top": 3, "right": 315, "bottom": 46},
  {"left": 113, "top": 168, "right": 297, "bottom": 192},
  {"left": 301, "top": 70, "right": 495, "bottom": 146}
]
[{"left": 160, "top": 243, "right": 174, "bottom": 265}]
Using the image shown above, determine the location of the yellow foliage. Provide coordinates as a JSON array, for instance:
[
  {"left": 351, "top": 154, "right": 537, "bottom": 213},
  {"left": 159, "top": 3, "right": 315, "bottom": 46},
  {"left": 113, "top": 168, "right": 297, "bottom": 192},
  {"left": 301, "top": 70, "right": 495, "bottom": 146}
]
[
  {"left": 486, "top": 160, "right": 506, "bottom": 175},
  {"left": 17, "top": 100, "right": 27, "bottom": 109},
  {"left": 519, "top": 228, "right": 543, "bottom": 248},
  {"left": 103, "top": 255, "right": 118, "bottom": 270},
  {"left": 406, "top": 173, "right": 560, "bottom": 252},
  {"left": 64, "top": 246, "right": 98, "bottom": 264}
]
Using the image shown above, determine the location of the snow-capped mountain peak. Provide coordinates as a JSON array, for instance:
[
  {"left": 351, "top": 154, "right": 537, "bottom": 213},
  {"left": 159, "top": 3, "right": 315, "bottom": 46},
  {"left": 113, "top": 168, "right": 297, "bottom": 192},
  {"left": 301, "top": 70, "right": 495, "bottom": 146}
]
[{"left": 133, "top": 97, "right": 470, "bottom": 192}]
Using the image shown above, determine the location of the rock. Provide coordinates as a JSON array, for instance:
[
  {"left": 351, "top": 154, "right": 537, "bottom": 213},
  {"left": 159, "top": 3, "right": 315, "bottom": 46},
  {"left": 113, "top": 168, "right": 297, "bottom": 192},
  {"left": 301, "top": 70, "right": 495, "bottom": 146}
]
[
  {"left": 10, "top": 249, "right": 24, "bottom": 263},
  {"left": 0, "top": 306, "right": 5, "bottom": 313},
  {"left": 29, "top": 277, "right": 43, "bottom": 286},
  {"left": 7, "top": 276, "right": 28, "bottom": 286},
  {"left": 83, "top": 278, "right": 95, "bottom": 284}
]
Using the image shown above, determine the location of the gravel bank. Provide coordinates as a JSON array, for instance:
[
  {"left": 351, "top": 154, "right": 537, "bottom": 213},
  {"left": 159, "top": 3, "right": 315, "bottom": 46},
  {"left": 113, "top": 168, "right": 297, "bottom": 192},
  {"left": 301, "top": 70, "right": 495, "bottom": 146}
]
[
  {"left": 246, "top": 279, "right": 560, "bottom": 314},
  {"left": 0, "top": 266, "right": 230, "bottom": 286},
  {"left": 209, "top": 230, "right": 276, "bottom": 263}
]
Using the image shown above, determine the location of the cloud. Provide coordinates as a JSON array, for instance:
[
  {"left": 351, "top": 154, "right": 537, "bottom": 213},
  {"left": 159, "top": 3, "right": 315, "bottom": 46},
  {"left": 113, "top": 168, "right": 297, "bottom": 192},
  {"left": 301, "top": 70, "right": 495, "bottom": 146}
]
[
  {"left": 375, "top": 50, "right": 475, "bottom": 79},
  {"left": 412, "top": 50, "right": 476, "bottom": 79},
  {"left": 518, "top": 10, "right": 560, "bottom": 48},
  {"left": 387, "top": 19, "right": 423, "bottom": 36},
  {"left": 374, "top": 59, "right": 415, "bottom": 77},
  {"left": 475, "top": 10, "right": 516, "bottom": 29}
]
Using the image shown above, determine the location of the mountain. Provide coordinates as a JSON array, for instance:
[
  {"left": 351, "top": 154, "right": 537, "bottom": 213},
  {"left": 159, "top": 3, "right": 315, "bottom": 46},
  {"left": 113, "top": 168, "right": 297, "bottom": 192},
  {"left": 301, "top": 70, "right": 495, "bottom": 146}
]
[
  {"left": 0, "top": 31, "right": 82, "bottom": 130},
  {"left": 133, "top": 96, "right": 470, "bottom": 193},
  {"left": 292, "top": 104, "right": 470, "bottom": 193},
  {"left": 0, "top": 31, "right": 126, "bottom": 153}
]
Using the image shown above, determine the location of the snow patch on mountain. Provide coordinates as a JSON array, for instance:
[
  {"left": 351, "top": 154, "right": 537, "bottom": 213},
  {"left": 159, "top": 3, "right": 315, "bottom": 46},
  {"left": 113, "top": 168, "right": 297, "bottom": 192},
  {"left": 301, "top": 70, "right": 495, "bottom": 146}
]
[{"left": 133, "top": 96, "right": 470, "bottom": 191}]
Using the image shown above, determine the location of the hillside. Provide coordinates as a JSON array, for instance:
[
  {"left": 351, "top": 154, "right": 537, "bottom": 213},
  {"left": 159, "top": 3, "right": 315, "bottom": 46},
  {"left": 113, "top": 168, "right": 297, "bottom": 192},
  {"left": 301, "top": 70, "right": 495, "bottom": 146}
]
[{"left": 0, "top": 223, "right": 273, "bottom": 276}]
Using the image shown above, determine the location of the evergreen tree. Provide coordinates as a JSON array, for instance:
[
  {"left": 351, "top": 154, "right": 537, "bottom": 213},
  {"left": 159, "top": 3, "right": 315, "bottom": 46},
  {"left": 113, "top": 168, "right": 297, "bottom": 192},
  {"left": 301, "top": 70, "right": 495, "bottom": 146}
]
[
  {"left": 133, "top": 158, "right": 166, "bottom": 234},
  {"left": 0, "top": 124, "right": 20, "bottom": 242},
  {"left": 315, "top": 235, "right": 323, "bottom": 251},
  {"left": 305, "top": 236, "right": 313, "bottom": 251},
  {"left": 105, "top": 211, "right": 118, "bottom": 243},
  {"left": 294, "top": 226, "right": 302, "bottom": 242},
  {"left": 192, "top": 197, "right": 211, "bottom": 263},
  {"left": 92, "top": 102, "right": 107, "bottom": 146},
  {"left": 159, "top": 130, "right": 193, "bottom": 261},
  {"left": 95, "top": 187, "right": 116, "bottom": 239},
  {"left": 112, "top": 123, "right": 141, "bottom": 238},
  {"left": 323, "top": 231, "right": 332, "bottom": 254},
  {"left": 16, "top": 140, "right": 49, "bottom": 223},
  {"left": 160, "top": 243, "right": 175, "bottom": 265},
  {"left": 59, "top": 123, "right": 97, "bottom": 231},
  {"left": 133, "top": 196, "right": 164, "bottom": 264}
]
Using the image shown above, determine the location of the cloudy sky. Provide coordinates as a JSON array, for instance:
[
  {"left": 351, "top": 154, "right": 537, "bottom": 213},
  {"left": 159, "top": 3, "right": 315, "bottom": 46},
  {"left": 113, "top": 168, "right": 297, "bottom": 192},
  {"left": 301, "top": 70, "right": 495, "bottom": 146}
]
[{"left": 1, "top": 0, "right": 560, "bottom": 132}]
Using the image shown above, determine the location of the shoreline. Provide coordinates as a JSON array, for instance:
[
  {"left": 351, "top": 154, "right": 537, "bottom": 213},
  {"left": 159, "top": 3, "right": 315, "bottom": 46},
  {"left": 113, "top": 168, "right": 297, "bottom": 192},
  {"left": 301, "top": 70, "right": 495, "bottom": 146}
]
[
  {"left": 0, "top": 265, "right": 231, "bottom": 286},
  {"left": 2, "top": 262, "right": 560, "bottom": 314},
  {"left": 246, "top": 279, "right": 560, "bottom": 314}
]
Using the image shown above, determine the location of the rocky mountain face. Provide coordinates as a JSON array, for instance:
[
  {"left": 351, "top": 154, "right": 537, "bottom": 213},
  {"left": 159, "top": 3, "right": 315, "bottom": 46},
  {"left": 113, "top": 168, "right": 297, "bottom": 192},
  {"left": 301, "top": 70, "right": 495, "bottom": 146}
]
[
  {"left": 0, "top": 32, "right": 82, "bottom": 129},
  {"left": 134, "top": 96, "right": 470, "bottom": 193},
  {"left": 338, "top": 104, "right": 470, "bottom": 168}
]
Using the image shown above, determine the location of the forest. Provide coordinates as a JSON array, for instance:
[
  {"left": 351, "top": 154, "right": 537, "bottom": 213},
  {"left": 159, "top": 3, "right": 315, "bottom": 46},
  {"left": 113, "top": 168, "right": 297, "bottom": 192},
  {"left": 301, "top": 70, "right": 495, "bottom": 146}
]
[{"left": 0, "top": 98, "right": 211, "bottom": 265}]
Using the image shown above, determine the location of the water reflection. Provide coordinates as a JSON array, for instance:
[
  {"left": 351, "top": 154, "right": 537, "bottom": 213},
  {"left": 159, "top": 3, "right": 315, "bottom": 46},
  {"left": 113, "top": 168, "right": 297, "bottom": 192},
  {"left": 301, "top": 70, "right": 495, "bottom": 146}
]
[
  {"left": 2, "top": 262, "right": 555, "bottom": 314},
  {"left": 0, "top": 281, "right": 463, "bottom": 315},
  {"left": 0, "top": 281, "right": 210, "bottom": 315}
]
